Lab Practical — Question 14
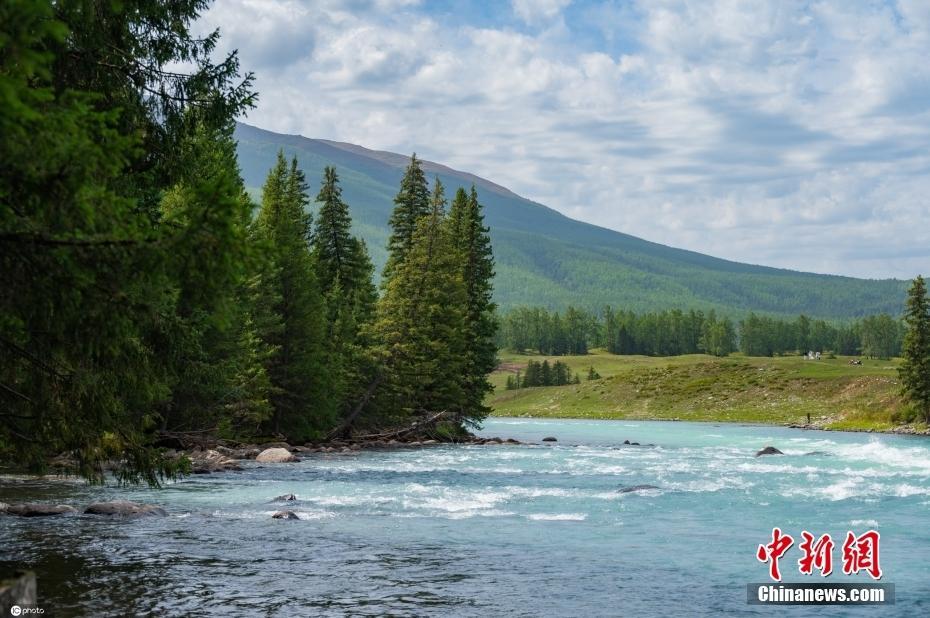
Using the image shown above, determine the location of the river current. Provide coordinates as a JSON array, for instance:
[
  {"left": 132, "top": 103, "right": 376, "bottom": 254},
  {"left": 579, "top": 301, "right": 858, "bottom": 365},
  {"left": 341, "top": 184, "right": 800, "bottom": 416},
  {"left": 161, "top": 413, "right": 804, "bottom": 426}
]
[{"left": 2, "top": 418, "right": 929, "bottom": 616}]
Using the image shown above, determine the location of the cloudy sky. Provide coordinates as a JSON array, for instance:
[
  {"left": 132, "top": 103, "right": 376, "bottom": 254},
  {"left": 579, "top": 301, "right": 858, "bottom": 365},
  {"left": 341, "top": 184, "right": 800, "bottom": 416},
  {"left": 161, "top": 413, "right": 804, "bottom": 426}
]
[{"left": 201, "top": 0, "right": 930, "bottom": 280}]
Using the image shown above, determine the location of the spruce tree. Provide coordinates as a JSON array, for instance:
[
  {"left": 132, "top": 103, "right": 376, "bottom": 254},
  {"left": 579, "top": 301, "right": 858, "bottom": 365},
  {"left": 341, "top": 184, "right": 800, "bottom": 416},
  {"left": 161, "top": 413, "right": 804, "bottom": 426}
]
[
  {"left": 251, "top": 152, "right": 334, "bottom": 439},
  {"left": 447, "top": 186, "right": 497, "bottom": 425},
  {"left": 372, "top": 178, "right": 467, "bottom": 420},
  {"left": 383, "top": 154, "right": 430, "bottom": 281},
  {"left": 900, "top": 275, "right": 930, "bottom": 422},
  {"left": 311, "top": 165, "right": 377, "bottom": 416}
]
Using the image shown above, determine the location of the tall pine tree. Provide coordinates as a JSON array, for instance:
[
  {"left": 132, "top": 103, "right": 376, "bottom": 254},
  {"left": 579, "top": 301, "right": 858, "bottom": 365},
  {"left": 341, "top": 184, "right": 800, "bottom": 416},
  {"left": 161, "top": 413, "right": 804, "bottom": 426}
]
[
  {"left": 312, "top": 165, "right": 377, "bottom": 417},
  {"left": 251, "top": 152, "right": 334, "bottom": 440},
  {"left": 383, "top": 154, "right": 430, "bottom": 281},
  {"left": 373, "top": 178, "right": 467, "bottom": 421},
  {"left": 900, "top": 275, "right": 930, "bottom": 423},
  {"left": 448, "top": 186, "right": 497, "bottom": 426}
]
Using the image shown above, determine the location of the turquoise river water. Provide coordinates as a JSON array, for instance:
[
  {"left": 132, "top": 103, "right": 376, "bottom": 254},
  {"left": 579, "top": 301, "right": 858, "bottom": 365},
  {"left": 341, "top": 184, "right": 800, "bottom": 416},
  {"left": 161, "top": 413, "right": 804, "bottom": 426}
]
[{"left": 2, "top": 417, "right": 929, "bottom": 616}]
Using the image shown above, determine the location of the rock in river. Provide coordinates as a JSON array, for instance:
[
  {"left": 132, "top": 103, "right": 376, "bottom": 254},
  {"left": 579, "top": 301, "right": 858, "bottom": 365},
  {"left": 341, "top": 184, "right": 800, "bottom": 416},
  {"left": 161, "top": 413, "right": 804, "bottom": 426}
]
[
  {"left": 272, "top": 510, "right": 300, "bottom": 520},
  {"left": 189, "top": 448, "right": 243, "bottom": 474},
  {"left": 542, "top": 436, "right": 558, "bottom": 442},
  {"left": 84, "top": 500, "right": 167, "bottom": 517},
  {"left": 618, "top": 485, "right": 661, "bottom": 494},
  {"left": 3, "top": 503, "right": 77, "bottom": 517},
  {"left": 755, "top": 446, "right": 784, "bottom": 457},
  {"left": 272, "top": 494, "right": 297, "bottom": 502},
  {"left": 256, "top": 447, "right": 298, "bottom": 463}
]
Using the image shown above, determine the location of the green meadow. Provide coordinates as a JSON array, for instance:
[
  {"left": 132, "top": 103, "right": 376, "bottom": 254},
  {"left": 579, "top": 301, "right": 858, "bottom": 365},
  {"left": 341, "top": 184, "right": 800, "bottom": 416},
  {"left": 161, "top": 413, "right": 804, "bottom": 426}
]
[{"left": 488, "top": 350, "right": 916, "bottom": 432}]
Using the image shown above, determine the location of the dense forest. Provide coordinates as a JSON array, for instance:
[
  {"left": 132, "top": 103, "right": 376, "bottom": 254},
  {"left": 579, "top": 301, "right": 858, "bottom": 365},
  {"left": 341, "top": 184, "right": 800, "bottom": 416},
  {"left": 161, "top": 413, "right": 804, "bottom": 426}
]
[
  {"left": 500, "top": 307, "right": 905, "bottom": 359},
  {"left": 0, "top": 1, "right": 496, "bottom": 484}
]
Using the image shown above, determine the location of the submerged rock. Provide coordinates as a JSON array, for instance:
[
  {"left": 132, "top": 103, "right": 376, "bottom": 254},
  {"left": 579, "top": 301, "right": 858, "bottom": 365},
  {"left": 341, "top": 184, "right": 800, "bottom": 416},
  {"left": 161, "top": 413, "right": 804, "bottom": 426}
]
[
  {"left": 618, "top": 484, "right": 661, "bottom": 494},
  {"left": 256, "top": 447, "right": 298, "bottom": 463},
  {"left": 272, "top": 510, "right": 300, "bottom": 520},
  {"left": 84, "top": 500, "right": 166, "bottom": 517},
  {"left": 755, "top": 446, "right": 784, "bottom": 457},
  {"left": 542, "top": 436, "right": 558, "bottom": 442},
  {"left": 803, "top": 451, "right": 829, "bottom": 456},
  {"left": 272, "top": 494, "right": 297, "bottom": 502},
  {"left": 4, "top": 503, "right": 77, "bottom": 517}
]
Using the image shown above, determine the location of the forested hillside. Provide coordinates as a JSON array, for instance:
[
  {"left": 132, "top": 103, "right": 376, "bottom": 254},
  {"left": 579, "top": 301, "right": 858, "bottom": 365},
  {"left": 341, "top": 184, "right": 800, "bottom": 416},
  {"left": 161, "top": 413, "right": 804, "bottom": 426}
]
[{"left": 235, "top": 123, "right": 907, "bottom": 319}]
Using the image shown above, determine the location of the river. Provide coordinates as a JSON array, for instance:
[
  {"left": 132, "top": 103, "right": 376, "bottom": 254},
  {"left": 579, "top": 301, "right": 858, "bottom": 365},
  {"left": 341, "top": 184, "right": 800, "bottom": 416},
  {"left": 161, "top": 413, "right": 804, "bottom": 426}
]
[{"left": 2, "top": 418, "right": 929, "bottom": 616}]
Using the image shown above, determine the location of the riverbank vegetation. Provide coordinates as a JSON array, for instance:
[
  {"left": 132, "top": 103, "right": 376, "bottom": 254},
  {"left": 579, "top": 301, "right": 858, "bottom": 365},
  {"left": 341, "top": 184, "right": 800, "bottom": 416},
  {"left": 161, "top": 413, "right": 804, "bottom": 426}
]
[{"left": 0, "top": 1, "right": 496, "bottom": 484}]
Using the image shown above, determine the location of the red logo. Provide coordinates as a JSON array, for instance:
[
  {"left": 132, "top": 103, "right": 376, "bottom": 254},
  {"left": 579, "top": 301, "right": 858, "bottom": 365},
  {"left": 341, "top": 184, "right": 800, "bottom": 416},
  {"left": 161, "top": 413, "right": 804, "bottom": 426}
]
[
  {"left": 758, "top": 529, "right": 881, "bottom": 581},
  {"left": 842, "top": 530, "right": 882, "bottom": 580},
  {"left": 798, "top": 531, "right": 834, "bottom": 576},
  {"left": 757, "top": 527, "right": 794, "bottom": 582}
]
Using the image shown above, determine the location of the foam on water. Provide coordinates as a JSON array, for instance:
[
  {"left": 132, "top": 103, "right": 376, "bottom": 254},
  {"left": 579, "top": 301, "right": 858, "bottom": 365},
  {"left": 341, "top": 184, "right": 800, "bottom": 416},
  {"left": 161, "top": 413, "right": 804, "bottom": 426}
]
[{"left": 526, "top": 513, "right": 587, "bottom": 521}]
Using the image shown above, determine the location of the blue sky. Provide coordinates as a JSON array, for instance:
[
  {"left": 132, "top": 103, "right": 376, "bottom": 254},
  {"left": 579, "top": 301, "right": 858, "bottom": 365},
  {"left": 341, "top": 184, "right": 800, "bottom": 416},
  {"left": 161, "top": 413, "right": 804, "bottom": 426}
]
[{"left": 201, "top": 0, "right": 930, "bottom": 279}]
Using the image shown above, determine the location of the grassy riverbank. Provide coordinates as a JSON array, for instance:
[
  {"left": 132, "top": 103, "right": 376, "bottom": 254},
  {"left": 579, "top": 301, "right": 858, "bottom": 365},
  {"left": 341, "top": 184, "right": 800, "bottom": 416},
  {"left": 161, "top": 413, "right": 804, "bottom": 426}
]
[{"left": 488, "top": 351, "right": 926, "bottom": 433}]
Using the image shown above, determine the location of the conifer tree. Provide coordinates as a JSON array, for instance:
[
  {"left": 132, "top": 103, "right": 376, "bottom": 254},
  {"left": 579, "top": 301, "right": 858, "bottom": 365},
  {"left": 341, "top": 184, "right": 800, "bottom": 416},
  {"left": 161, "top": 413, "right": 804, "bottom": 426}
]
[
  {"left": 383, "top": 154, "right": 430, "bottom": 281},
  {"left": 251, "top": 152, "right": 334, "bottom": 439},
  {"left": 900, "top": 275, "right": 930, "bottom": 422},
  {"left": 372, "top": 178, "right": 467, "bottom": 420},
  {"left": 311, "top": 166, "right": 377, "bottom": 416},
  {"left": 447, "top": 186, "right": 497, "bottom": 425}
]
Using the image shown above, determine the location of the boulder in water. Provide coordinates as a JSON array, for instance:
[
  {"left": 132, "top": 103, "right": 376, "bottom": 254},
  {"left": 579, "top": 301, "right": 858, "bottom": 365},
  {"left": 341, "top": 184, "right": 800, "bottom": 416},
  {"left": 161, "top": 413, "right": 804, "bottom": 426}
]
[
  {"left": 272, "top": 510, "right": 300, "bottom": 520},
  {"left": 189, "top": 449, "right": 243, "bottom": 473},
  {"left": 272, "top": 494, "right": 297, "bottom": 502},
  {"left": 623, "top": 439, "right": 630, "bottom": 444},
  {"left": 256, "top": 447, "right": 298, "bottom": 463},
  {"left": 618, "top": 484, "right": 661, "bottom": 494},
  {"left": 4, "top": 503, "right": 77, "bottom": 517},
  {"left": 755, "top": 446, "right": 784, "bottom": 457},
  {"left": 85, "top": 500, "right": 166, "bottom": 517},
  {"left": 542, "top": 436, "right": 557, "bottom": 442}
]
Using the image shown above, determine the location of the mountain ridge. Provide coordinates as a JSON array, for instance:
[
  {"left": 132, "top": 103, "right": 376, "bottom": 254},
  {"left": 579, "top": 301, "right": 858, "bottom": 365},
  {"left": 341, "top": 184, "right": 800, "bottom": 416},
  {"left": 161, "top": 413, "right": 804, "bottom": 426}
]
[{"left": 233, "top": 121, "right": 906, "bottom": 318}]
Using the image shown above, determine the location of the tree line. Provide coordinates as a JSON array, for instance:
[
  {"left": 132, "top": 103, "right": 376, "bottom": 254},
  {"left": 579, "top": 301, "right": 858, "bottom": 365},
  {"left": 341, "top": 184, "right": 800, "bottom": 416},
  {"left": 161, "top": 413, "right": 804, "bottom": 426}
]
[
  {"left": 500, "top": 306, "right": 905, "bottom": 359},
  {"left": 0, "top": 1, "right": 495, "bottom": 484}
]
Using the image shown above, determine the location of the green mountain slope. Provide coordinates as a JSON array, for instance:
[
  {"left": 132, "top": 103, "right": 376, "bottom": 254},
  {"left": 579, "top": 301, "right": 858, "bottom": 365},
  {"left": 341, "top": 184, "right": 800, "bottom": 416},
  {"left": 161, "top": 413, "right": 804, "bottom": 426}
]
[{"left": 234, "top": 122, "right": 906, "bottom": 318}]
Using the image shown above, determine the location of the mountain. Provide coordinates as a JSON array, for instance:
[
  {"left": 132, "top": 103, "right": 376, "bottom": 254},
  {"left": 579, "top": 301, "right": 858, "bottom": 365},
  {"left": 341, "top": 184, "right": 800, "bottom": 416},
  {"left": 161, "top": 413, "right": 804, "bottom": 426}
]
[{"left": 234, "top": 122, "right": 906, "bottom": 319}]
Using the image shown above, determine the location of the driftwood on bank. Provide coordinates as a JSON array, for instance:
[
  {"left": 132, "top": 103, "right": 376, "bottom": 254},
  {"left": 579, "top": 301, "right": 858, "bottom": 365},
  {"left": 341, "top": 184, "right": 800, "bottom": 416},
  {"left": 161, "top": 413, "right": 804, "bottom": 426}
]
[
  {"left": 154, "top": 428, "right": 216, "bottom": 450},
  {"left": 351, "top": 410, "right": 450, "bottom": 442}
]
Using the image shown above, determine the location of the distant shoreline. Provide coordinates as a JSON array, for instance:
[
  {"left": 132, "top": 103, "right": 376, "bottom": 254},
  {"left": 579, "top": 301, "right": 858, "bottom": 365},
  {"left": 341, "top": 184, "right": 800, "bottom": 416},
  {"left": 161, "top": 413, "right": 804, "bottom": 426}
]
[{"left": 488, "top": 413, "right": 930, "bottom": 437}]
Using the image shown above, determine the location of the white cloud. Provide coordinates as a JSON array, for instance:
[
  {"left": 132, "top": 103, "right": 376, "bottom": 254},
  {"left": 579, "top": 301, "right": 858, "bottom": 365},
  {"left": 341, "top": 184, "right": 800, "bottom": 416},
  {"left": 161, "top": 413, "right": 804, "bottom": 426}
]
[
  {"left": 202, "top": 0, "right": 930, "bottom": 279},
  {"left": 512, "top": 0, "right": 573, "bottom": 25}
]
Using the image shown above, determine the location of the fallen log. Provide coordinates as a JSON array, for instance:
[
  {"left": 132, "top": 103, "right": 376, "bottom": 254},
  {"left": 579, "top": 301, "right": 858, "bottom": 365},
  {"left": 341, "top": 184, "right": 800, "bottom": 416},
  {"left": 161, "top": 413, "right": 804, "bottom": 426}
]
[{"left": 352, "top": 410, "right": 450, "bottom": 442}]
